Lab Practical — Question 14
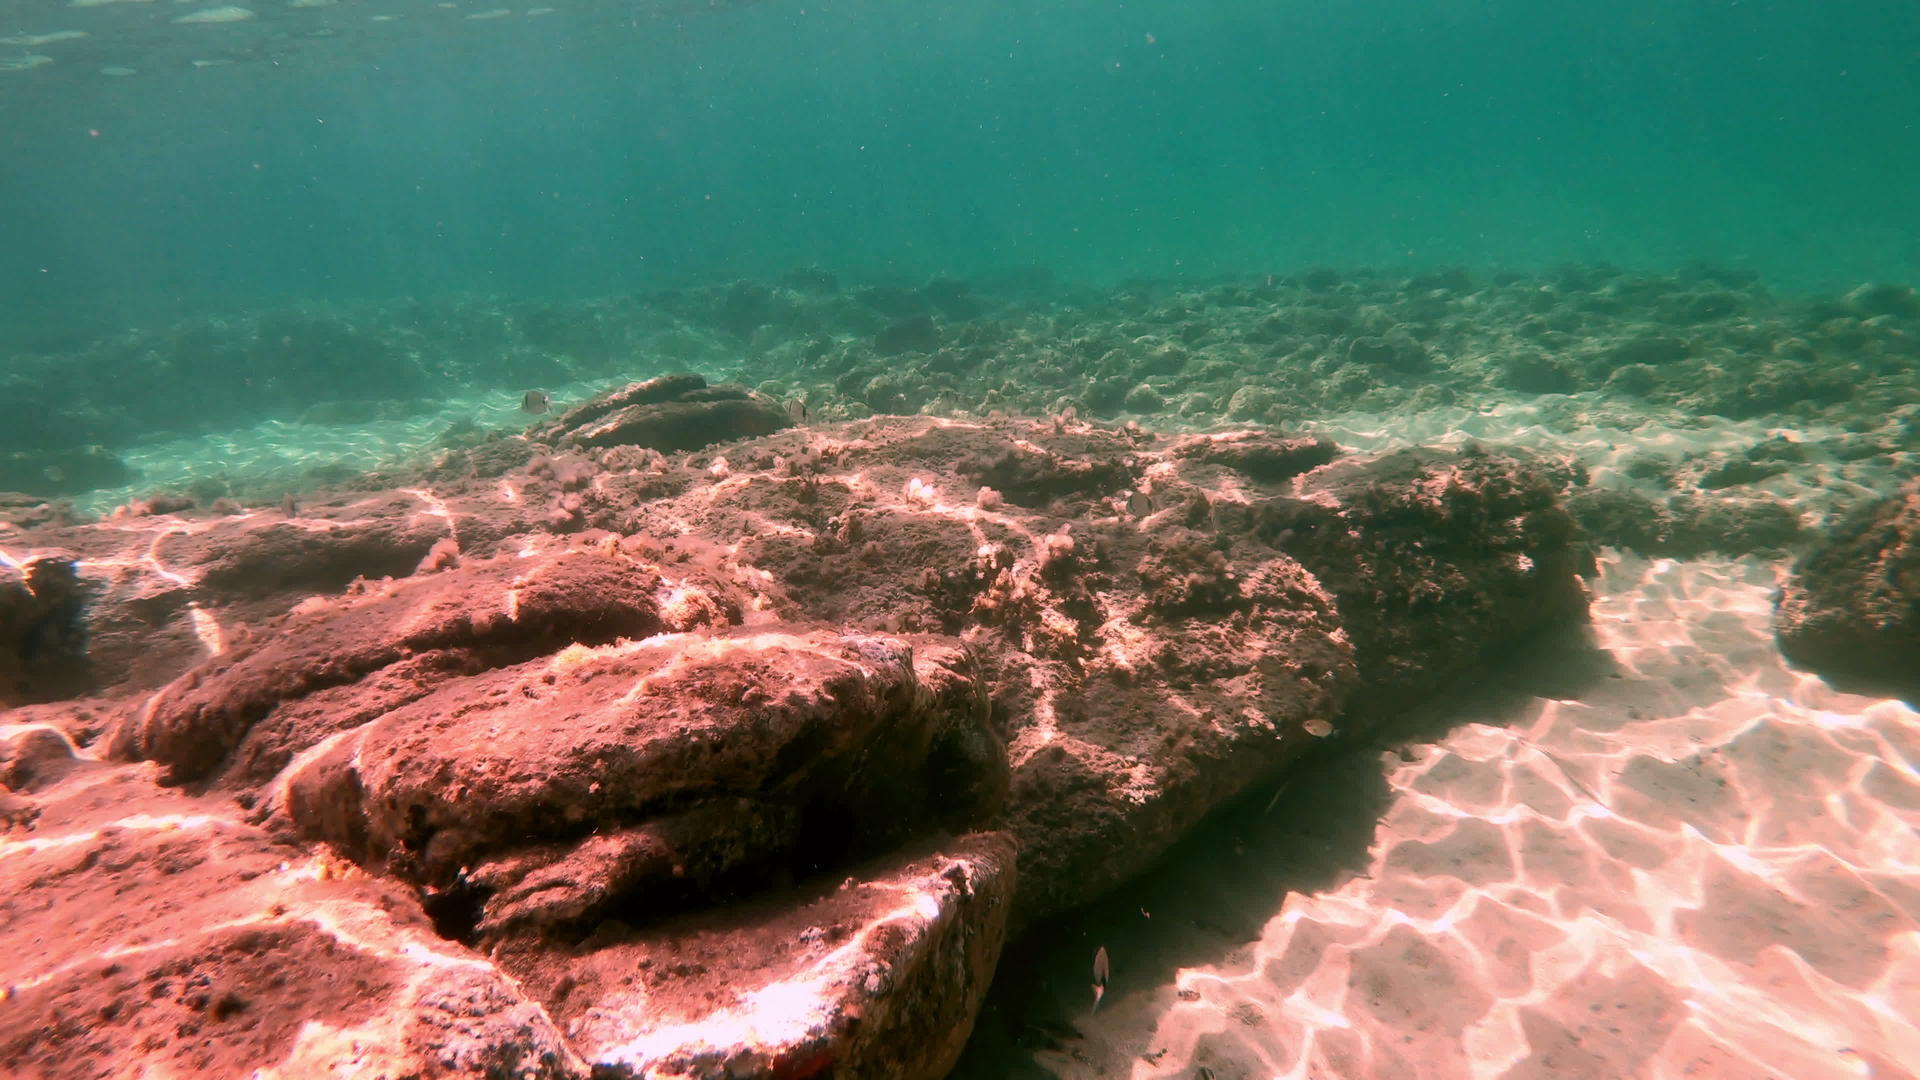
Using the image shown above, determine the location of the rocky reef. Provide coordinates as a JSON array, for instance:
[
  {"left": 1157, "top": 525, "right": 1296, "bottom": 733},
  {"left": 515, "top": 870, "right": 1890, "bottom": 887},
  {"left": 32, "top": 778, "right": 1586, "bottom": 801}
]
[
  {"left": 6, "top": 269, "right": 1917, "bottom": 565},
  {"left": 0, "top": 374, "right": 1596, "bottom": 1078}
]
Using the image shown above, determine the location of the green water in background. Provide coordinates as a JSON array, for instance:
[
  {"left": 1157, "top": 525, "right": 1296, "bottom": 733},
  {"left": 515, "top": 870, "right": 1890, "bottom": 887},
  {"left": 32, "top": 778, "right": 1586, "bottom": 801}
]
[{"left": 3, "top": 0, "right": 1917, "bottom": 331}]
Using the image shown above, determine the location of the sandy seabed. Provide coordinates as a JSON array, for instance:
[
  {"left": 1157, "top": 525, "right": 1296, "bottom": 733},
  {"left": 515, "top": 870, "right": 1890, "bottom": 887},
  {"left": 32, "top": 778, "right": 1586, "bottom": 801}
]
[{"left": 1038, "top": 552, "right": 1920, "bottom": 1080}]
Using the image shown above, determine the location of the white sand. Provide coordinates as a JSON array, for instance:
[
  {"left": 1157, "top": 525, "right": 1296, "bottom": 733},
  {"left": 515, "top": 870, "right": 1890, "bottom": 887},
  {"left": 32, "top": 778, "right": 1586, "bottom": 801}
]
[{"left": 1037, "top": 551, "right": 1920, "bottom": 1080}]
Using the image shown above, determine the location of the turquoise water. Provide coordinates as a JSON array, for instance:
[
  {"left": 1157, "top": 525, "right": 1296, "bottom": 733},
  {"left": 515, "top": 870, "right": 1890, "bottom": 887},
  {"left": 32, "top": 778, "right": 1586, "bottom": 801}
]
[
  {"left": 5, "top": 6, "right": 1920, "bottom": 1077},
  {"left": 4, "top": 0, "right": 1917, "bottom": 330}
]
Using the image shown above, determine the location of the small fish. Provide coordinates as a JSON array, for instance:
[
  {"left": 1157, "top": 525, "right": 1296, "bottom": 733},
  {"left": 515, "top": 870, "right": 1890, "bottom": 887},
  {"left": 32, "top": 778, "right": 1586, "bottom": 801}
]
[
  {"left": 787, "top": 398, "right": 809, "bottom": 424},
  {"left": 1091, "top": 945, "right": 1110, "bottom": 1013},
  {"left": 1126, "top": 491, "right": 1153, "bottom": 517},
  {"left": 281, "top": 493, "right": 297, "bottom": 517},
  {"left": 521, "top": 390, "right": 552, "bottom": 415}
]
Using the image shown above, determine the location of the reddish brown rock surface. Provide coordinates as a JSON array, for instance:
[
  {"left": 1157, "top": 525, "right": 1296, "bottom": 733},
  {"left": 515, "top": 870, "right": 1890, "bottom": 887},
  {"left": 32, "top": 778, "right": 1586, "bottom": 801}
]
[
  {"left": 270, "top": 628, "right": 1003, "bottom": 941},
  {"left": 0, "top": 726, "right": 584, "bottom": 1080},
  {"left": 0, "top": 406, "right": 1592, "bottom": 1077},
  {"left": 501, "top": 831, "right": 1016, "bottom": 1080},
  {"left": 110, "top": 547, "right": 710, "bottom": 785},
  {"left": 1775, "top": 478, "right": 1920, "bottom": 701}
]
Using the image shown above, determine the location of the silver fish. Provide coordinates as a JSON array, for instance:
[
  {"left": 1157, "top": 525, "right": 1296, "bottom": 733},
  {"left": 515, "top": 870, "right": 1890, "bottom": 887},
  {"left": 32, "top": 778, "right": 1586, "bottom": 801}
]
[
  {"left": 522, "top": 390, "right": 552, "bottom": 415},
  {"left": 1092, "top": 945, "right": 1110, "bottom": 1012}
]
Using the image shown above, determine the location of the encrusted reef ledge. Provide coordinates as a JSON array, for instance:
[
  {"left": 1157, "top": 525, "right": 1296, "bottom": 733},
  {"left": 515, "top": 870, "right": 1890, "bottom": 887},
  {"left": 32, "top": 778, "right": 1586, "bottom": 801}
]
[
  {"left": 1774, "top": 477, "right": 1920, "bottom": 702},
  {"left": 0, "top": 394, "right": 1593, "bottom": 1078}
]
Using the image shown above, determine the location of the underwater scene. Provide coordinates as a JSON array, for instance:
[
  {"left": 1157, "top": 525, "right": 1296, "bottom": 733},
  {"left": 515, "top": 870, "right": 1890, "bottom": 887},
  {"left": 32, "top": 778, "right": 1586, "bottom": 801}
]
[{"left": 3, "top": 1, "right": 1920, "bottom": 1077}]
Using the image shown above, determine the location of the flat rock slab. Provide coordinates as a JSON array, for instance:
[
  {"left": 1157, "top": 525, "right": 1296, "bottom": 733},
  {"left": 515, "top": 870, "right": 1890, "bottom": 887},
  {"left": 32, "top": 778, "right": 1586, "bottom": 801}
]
[
  {"left": 0, "top": 726, "right": 583, "bottom": 1080},
  {"left": 269, "top": 629, "right": 1003, "bottom": 938},
  {"left": 110, "top": 547, "right": 727, "bottom": 784},
  {"left": 501, "top": 831, "right": 1016, "bottom": 1080},
  {"left": 0, "top": 721, "right": 1010, "bottom": 1080},
  {"left": 2, "top": 489, "right": 536, "bottom": 698}
]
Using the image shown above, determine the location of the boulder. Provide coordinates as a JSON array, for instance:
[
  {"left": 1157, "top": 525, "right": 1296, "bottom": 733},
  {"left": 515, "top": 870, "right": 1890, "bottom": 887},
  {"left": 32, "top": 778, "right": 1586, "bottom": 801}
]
[
  {"left": 0, "top": 742, "right": 585, "bottom": 1080},
  {"left": 0, "top": 550, "right": 89, "bottom": 706},
  {"left": 1775, "top": 481, "right": 1920, "bottom": 700},
  {"left": 533, "top": 373, "right": 790, "bottom": 453},
  {"left": 1261, "top": 442, "right": 1596, "bottom": 714}
]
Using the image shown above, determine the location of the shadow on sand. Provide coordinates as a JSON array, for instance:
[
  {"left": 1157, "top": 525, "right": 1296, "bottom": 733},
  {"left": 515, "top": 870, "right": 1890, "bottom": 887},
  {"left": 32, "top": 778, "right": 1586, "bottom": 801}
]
[{"left": 950, "top": 620, "right": 1618, "bottom": 1078}]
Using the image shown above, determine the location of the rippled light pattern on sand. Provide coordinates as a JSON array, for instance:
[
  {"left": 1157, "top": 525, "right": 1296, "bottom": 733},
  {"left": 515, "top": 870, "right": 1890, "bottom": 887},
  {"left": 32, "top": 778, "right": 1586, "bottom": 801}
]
[{"left": 1064, "top": 553, "right": 1920, "bottom": 1080}]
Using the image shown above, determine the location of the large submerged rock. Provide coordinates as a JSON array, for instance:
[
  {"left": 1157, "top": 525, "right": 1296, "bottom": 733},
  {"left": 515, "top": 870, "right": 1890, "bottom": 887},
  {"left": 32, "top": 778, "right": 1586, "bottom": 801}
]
[
  {"left": 0, "top": 411, "right": 1593, "bottom": 1077},
  {"left": 1775, "top": 479, "right": 1920, "bottom": 700}
]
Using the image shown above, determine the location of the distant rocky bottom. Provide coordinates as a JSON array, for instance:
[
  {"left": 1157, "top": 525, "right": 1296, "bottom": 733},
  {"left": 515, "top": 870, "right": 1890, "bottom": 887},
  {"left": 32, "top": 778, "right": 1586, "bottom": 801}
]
[
  {"left": 3, "top": 268, "right": 1917, "bottom": 562},
  {"left": 0, "top": 373, "right": 1605, "bottom": 1079}
]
